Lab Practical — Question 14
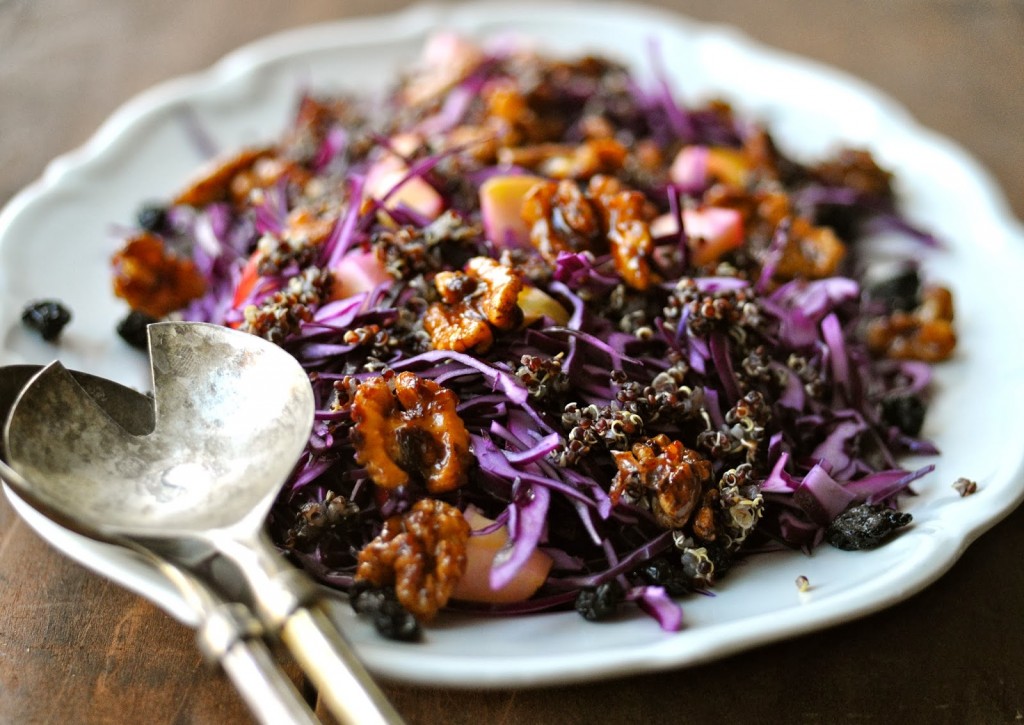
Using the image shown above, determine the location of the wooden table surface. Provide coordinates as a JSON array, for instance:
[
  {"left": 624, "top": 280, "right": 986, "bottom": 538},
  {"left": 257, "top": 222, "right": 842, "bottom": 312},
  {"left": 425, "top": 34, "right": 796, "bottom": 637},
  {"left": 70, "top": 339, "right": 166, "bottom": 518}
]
[{"left": 2, "top": 1, "right": 1023, "bottom": 723}]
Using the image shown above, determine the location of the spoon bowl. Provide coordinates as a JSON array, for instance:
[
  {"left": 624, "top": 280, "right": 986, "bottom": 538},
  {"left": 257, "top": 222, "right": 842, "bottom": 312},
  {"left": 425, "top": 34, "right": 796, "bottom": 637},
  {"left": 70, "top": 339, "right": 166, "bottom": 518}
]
[
  {"left": 5, "top": 322, "right": 313, "bottom": 534},
  {"left": 0, "top": 363, "right": 317, "bottom": 725},
  {"left": 3, "top": 321, "right": 401, "bottom": 725}
]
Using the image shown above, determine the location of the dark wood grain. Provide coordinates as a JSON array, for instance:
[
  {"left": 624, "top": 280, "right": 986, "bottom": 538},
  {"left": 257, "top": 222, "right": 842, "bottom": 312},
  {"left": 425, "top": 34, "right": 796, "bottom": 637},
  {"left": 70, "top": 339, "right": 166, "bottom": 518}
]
[{"left": 2, "top": 1, "right": 1022, "bottom": 723}]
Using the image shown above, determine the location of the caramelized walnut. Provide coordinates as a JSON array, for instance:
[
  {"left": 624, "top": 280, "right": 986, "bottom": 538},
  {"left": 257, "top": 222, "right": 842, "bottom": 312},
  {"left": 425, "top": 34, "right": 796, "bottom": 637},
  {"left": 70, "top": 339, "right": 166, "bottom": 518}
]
[
  {"left": 521, "top": 179, "right": 604, "bottom": 263},
  {"left": 588, "top": 175, "right": 657, "bottom": 291},
  {"left": 610, "top": 434, "right": 713, "bottom": 531},
  {"left": 351, "top": 371, "right": 472, "bottom": 493},
  {"left": 774, "top": 218, "right": 846, "bottom": 280},
  {"left": 355, "top": 498, "right": 470, "bottom": 621},
  {"left": 521, "top": 175, "right": 656, "bottom": 290},
  {"left": 700, "top": 186, "right": 846, "bottom": 281},
  {"left": 172, "top": 147, "right": 275, "bottom": 207},
  {"left": 423, "top": 256, "right": 524, "bottom": 353},
  {"left": 810, "top": 148, "right": 894, "bottom": 200},
  {"left": 691, "top": 489, "right": 720, "bottom": 541},
  {"left": 866, "top": 285, "right": 956, "bottom": 362},
  {"left": 111, "top": 233, "right": 206, "bottom": 318},
  {"left": 497, "top": 138, "right": 628, "bottom": 180}
]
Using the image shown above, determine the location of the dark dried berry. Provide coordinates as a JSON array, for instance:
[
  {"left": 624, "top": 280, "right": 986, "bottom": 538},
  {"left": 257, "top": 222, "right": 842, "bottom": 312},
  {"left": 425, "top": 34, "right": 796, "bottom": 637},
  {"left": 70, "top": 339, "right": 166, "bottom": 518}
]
[
  {"left": 826, "top": 503, "right": 912, "bottom": 551},
  {"left": 867, "top": 268, "right": 920, "bottom": 312},
  {"left": 116, "top": 309, "right": 158, "bottom": 350},
  {"left": 136, "top": 203, "right": 168, "bottom": 233},
  {"left": 21, "top": 300, "right": 71, "bottom": 341},
  {"left": 881, "top": 394, "right": 926, "bottom": 437},
  {"left": 349, "top": 580, "right": 383, "bottom": 614},
  {"left": 373, "top": 597, "right": 421, "bottom": 642},
  {"left": 575, "top": 580, "right": 625, "bottom": 621},
  {"left": 636, "top": 556, "right": 692, "bottom": 596},
  {"left": 350, "top": 584, "right": 421, "bottom": 642}
]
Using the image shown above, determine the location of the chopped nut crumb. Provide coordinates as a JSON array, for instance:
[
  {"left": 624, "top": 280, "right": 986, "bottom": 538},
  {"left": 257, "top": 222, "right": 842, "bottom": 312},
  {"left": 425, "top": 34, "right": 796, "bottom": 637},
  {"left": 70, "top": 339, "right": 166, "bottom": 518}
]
[{"left": 953, "top": 477, "right": 978, "bottom": 497}]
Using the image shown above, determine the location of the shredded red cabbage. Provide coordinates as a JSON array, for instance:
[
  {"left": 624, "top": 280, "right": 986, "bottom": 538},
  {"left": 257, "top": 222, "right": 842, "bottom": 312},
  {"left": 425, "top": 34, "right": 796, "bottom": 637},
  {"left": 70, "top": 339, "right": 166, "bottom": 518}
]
[{"left": 112, "top": 36, "right": 956, "bottom": 633}]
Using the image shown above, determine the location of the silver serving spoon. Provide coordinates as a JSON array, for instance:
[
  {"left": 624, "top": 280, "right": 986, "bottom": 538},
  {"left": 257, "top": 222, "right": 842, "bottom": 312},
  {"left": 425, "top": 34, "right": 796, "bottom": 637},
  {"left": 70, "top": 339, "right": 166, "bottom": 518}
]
[
  {"left": 0, "top": 364, "right": 317, "bottom": 725},
  {"left": 3, "top": 322, "right": 402, "bottom": 725}
]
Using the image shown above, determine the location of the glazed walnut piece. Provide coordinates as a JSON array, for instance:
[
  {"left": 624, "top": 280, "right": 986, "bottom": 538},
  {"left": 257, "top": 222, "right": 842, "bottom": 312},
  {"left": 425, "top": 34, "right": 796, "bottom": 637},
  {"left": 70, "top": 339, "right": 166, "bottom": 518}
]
[
  {"left": 351, "top": 371, "right": 473, "bottom": 493},
  {"left": 521, "top": 179, "right": 604, "bottom": 263},
  {"left": 865, "top": 285, "right": 956, "bottom": 362},
  {"left": 112, "top": 232, "right": 206, "bottom": 318},
  {"left": 355, "top": 498, "right": 470, "bottom": 621},
  {"left": 773, "top": 217, "right": 847, "bottom": 280},
  {"left": 522, "top": 175, "right": 656, "bottom": 290},
  {"left": 610, "top": 434, "right": 713, "bottom": 532},
  {"left": 172, "top": 146, "right": 276, "bottom": 207},
  {"left": 423, "top": 256, "right": 524, "bottom": 353},
  {"left": 587, "top": 175, "right": 657, "bottom": 291}
]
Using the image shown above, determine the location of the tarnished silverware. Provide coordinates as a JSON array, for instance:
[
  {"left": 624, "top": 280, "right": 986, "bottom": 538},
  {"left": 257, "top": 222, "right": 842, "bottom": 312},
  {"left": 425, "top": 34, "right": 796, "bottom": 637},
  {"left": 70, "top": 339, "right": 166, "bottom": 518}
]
[
  {"left": 0, "top": 364, "right": 318, "bottom": 725},
  {"left": 3, "top": 323, "right": 402, "bottom": 725}
]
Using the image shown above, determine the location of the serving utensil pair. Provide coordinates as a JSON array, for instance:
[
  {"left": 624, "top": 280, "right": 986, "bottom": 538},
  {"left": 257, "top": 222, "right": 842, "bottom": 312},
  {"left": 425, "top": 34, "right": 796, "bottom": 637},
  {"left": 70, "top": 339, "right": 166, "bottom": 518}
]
[{"left": 0, "top": 322, "right": 401, "bottom": 725}]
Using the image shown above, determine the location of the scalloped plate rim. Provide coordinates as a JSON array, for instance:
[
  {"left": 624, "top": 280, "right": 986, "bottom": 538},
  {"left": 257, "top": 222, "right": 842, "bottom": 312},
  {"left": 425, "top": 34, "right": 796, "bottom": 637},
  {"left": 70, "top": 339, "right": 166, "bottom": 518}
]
[{"left": 3, "top": 0, "right": 1024, "bottom": 688}]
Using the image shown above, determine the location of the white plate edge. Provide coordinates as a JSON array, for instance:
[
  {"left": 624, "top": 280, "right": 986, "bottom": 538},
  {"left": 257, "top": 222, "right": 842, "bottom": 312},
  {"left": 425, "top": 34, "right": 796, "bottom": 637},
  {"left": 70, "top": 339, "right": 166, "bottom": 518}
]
[{"left": 1, "top": 0, "right": 1023, "bottom": 687}]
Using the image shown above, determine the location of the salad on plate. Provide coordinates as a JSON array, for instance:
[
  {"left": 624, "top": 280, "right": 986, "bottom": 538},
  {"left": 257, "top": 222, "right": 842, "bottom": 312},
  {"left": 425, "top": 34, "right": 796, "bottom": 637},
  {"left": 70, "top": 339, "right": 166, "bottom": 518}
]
[{"left": 99, "top": 32, "right": 958, "bottom": 640}]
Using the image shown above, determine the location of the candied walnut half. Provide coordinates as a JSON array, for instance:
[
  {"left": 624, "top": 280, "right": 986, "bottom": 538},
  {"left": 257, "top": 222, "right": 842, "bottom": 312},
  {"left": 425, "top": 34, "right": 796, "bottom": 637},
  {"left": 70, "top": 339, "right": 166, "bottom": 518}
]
[
  {"left": 172, "top": 146, "right": 275, "bottom": 207},
  {"left": 522, "top": 176, "right": 657, "bottom": 290},
  {"left": 610, "top": 434, "right": 713, "bottom": 532},
  {"left": 521, "top": 179, "right": 604, "bottom": 263},
  {"left": 423, "top": 256, "right": 524, "bottom": 353},
  {"left": 773, "top": 217, "right": 846, "bottom": 280},
  {"left": 809, "top": 148, "right": 894, "bottom": 200},
  {"left": 588, "top": 175, "right": 657, "bottom": 291},
  {"left": 498, "top": 138, "right": 628, "bottom": 181},
  {"left": 111, "top": 233, "right": 206, "bottom": 318},
  {"left": 351, "top": 371, "right": 473, "bottom": 493},
  {"left": 865, "top": 285, "right": 956, "bottom": 362},
  {"left": 355, "top": 498, "right": 470, "bottom": 621}
]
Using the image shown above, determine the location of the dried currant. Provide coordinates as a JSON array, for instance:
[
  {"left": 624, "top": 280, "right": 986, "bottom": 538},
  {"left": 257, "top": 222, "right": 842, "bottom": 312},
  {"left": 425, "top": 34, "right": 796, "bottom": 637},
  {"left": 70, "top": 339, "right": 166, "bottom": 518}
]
[
  {"left": 21, "top": 300, "right": 72, "bottom": 342},
  {"left": 825, "top": 504, "right": 912, "bottom": 550}
]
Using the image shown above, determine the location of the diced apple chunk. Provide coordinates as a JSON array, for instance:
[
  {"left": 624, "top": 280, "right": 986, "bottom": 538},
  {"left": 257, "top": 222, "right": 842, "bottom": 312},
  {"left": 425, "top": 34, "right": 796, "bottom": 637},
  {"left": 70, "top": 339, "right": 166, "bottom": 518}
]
[
  {"left": 652, "top": 207, "right": 745, "bottom": 267},
  {"left": 518, "top": 285, "right": 570, "bottom": 326},
  {"left": 669, "top": 145, "right": 750, "bottom": 189},
  {"left": 685, "top": 207, "right": 745, "bottom": 266},
  {"left": 451, "top": 509, "right": 553, "bottom": 604},
  {"left": 365, "top": 151, "right": 444, "bottom": 221},
  {"left": 479, "top": 174, "right": 544, "bottom": 249},
  {"left": 669, "top": 145, "right": 709, "bottom": 189},
  {"left": 330, "top": 250, "right": 391, "bottom": 299},
  {"left": 705, "top": 147, "right": 750, "bottom": 187}
]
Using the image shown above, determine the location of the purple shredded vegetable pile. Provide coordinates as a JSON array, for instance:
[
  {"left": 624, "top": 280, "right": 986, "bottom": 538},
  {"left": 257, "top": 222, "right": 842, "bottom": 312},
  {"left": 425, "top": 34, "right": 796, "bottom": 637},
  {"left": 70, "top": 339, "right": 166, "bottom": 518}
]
[{"left": 113, "top": 34, "right": 954, "bottom": 633}]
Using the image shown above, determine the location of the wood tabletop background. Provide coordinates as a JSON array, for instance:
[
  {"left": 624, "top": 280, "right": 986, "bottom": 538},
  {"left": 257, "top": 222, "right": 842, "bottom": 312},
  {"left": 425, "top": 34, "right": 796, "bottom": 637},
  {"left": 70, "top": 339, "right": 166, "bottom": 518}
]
[{"left": 2, "top": 1, "right": 1022, "bottom": 723}]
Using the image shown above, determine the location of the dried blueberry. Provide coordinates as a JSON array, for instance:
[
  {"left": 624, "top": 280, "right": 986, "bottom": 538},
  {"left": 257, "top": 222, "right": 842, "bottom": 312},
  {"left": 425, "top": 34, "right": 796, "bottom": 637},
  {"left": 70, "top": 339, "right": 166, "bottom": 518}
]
[
  {"left": 867, "top": 268, "right": 920, "bottom": 312},
  {"left": 350, "top": 584, "right": 421, "bottom": 642},
  {"left": 21, "top": 300, "right": 71, "bottom": 341},
  {"left": 881, "top": 394, "right": 926, "bottom": 437},
  {"left": 136, "top": 203, "right": 168, "bottom": 233},
  {"left": 116, "top": 310, "right": 157, "bottom": 350},
  {"left": 575, "top": 580, "right": 625, "bottom": 621},
  {"left": 636, "top": 556, "right": 692, "bottom": 596},
  {"left": 826, "top": 503, "right": 912, "bottom": 551},
  {"left": 372, "top": 597, "right": 421, "bottom": 642}
]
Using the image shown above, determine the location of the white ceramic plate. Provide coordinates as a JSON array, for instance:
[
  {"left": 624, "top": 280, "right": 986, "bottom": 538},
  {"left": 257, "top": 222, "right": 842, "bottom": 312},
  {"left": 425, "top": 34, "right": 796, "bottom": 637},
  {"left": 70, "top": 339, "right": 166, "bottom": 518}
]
[{"left": 3, "top": 1, "right": 1024, "bottom": 688}]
